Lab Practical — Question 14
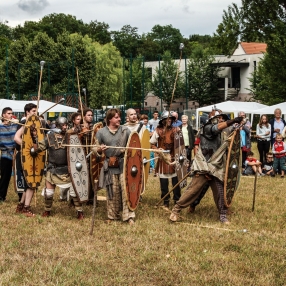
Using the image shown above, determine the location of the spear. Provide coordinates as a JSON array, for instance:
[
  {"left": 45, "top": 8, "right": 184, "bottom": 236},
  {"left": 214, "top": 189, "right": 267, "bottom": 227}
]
[{"left": 36, "top": 61, "right": 45, "bottom": 115}]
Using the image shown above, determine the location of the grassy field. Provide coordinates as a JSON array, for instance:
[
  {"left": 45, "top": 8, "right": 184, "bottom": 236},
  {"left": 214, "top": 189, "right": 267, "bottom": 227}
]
[{"left": 0, "top": 148, "right": 286, "bottom": 285}]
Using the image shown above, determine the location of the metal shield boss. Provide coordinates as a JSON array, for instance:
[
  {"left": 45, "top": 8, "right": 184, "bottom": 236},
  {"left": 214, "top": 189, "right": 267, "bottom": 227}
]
[
  {"left": 123, "top": 132, "right": 144, "bottom": 211},
  {"left": 224, "top": 130, "right": 241, "bottom": 207},
  {"left": 174, "top": 131, "right": 189, "bottom": 188},
  {"left": 67, "top": 133, "right": 89, "bottom": 202},
  {"left": 21, "top": 115, "right": 45, "bottom": 189}
]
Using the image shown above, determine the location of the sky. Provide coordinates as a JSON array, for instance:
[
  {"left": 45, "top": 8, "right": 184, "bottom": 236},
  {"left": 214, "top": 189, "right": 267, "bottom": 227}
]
[{"left": 0, "top": 0, "right": 242, "bottom": 37}]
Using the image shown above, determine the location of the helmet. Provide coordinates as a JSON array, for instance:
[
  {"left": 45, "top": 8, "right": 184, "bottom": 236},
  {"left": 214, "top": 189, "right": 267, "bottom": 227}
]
[
  {"left": 159, "top": 110, "right": 176, "bottom": 125},
  {"left": 55, "top": 117, "right": 68, "bottom": 133},
  {"left": 206, "top": 113, "right": 229, "bottom": 125}
]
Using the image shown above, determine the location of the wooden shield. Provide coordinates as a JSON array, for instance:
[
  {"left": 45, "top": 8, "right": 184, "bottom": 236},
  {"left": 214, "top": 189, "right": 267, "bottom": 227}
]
[
  {"left": 141, "top": 129, "right": 151, "bottom": 194},
  {"left": 67, "top": 133, "right": 89, "bottom": 203},
  {"left": 123, "top": 132, "right": 144, "bottom": 211},
  {"left": 13, "top": 150, "right": 25, "bottom": 193},
  {"left": 21, "top": 115, "right": 45, "bottom": 189},
  {"left": 224, "top": 130, "right": 241, "bottom": 207},
  {"left": 174, "top": 131, "right": 189, "bottom": 188},
  {"left": 90, "top": 122, "right": 105, "bottom": 190}
]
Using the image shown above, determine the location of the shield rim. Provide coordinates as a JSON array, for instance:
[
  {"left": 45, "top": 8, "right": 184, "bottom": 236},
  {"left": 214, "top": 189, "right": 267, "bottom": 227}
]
[
  {"left": 141, "top": 129, "right": 151, "bottom": 194},
  {"left": 174, "top": 130, "right": 189, "bottom": 188},
  {"left": 90, "top": 122, "right": 105, "bottom": 191},
  {"left": 123, "top": 131, "right": 143, "bottom": 211},
  {"left": 67, "top": 133, "right": 89, "bottom": 203},
  {"left": 21, "top": 115, "right": 45, "bottom": 189},
  {"left": 223, "top": 129, "right": 241, "bottom": 207}
]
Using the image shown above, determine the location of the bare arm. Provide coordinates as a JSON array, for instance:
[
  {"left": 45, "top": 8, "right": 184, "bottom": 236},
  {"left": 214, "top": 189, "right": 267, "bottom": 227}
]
[{"left": 14, "top": 126, "right": 24, "bottom": 145}]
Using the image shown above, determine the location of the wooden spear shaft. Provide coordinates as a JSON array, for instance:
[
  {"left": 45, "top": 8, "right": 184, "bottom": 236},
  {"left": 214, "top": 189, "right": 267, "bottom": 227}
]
[
  {"left": 156, "top": 169, "right": 192, "bottom": 206},
  {"left": 61, "top": 144, "right": 169, "bottom": 153}
]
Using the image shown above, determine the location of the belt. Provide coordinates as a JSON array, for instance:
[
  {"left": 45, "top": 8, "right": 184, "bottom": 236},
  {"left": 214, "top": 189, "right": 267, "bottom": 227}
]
[{"left": 257, "top": 139, "right": 267, "bottom": 141}]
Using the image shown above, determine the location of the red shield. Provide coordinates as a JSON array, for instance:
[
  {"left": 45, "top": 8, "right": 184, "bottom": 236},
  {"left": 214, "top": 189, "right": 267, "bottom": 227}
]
[{"left": 123, "top": 132, "right": 143, "bottom": 211}]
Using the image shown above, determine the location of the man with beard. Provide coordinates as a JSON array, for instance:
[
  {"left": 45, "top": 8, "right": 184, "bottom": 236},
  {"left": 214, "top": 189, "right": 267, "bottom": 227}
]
[
  {"left": 93, "top": 108, "right": 134, "bottom": 224},
  {"left": 169, "top": 113, "right": 243, "bottom": 224},
  {"left": 124, "top": 108, "right": 146, "bottom": 139}
]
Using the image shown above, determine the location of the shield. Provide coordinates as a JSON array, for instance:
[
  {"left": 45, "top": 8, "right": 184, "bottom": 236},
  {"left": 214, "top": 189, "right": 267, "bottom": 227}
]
[
  {"left": 21, "top": 115, "right": 45, "bottom": 189},
  {"left": 174, "top": 131, "right": 189, "bottom": 188},
  {"left": 123, "top": 131, "right": 144, "bottom": 211},
  {"left": 90, "top": 122, "right": 105, "bottom": 190},
  {"left": 67, "top": 133, "right": 89, "bottom": 203},
  {"left": 224, "top": 130, "right": 241, "bottom": 207},
  {"left": 141, "top": 129, "right": 151, "bottom": 194},
  {"left": 13, "top": 150, "right": 25, "bottom": 193}
]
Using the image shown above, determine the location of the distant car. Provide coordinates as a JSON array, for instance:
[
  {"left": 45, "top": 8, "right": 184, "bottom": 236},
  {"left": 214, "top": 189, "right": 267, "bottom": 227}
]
[{"left": 93, "top": 110, "right": 105, "bottom": 122}]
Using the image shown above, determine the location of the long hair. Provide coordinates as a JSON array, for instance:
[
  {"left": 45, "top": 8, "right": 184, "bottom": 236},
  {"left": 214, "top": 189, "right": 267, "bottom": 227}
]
[
  {"left": 106, "top": 108, "right": 121, "bottom": 126},
  {"left": 259, "top": 114, "right": 269, "bottom": 128}
]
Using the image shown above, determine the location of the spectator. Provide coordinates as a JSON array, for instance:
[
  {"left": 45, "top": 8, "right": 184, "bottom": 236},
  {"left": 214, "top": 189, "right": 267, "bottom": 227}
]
[
  {"left": 262, "top": 152, "right": 274, "bottom": 176},
  {"left": 272, "top": 133, "right": 286, "bottom": 178},
  {"left": 180, "top": 115, "right": 195, "bottom": 164},
  {"left": 243, "top": 151, "right": 264, "bottom": 176},
  {"left": 237, "top": 111, "right": 251, "bottom": 169},
  {"left": 269, "top": 108, "right": 286, "bottom": 146},
  {"left": 171, "top": 111, "right": 182, "bottom": 127},
  {"left": 256, "top": 114, "right": 271, "bottom": 163},
  {"left": 0, "top": 107, "right": 18, "bottom": 202},
  {"left": 148, "top": 110, "right": 160, "bottom": 131}
]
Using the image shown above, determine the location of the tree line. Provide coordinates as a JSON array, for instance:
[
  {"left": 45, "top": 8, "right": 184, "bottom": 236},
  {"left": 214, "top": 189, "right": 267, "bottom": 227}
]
[{"left": 1, "top": 1, "right": 286, "bottom": 107}]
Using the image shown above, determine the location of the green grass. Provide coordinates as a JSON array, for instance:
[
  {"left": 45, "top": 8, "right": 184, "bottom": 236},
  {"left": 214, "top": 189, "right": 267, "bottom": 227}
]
[{"left": 0, "top": 147, "right": 286, "bottom": 285}]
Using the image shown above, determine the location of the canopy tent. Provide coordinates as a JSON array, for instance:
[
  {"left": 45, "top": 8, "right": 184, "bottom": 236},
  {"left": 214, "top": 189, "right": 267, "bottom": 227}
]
[
  {"left": 195, "top": 101, "right": 268, "bottom": 129},
  {"left": 0, "top": 99, "right": 78, "bottom": 115},
  {"left": 251, "top": 102, "right": 286, "bottom": 118}
]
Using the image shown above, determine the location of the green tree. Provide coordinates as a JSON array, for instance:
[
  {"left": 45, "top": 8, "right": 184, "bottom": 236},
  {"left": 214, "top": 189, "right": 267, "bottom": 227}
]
[
  {"left": 148, "top": 51, "right": 185, "bottom": 107},
  {"left": 111, "top": 25, "right": 141, "bottom": 58},
  {"left": 88, "top": 42, "right": 122, "bottom": 109},
  {"left": 13, "top": 13, "right": 87, "bottom": 41},
  {"left": 187, "top": 47, "right": 221, "bottom": 107},
  {"left": 241, "top": 0, "right": 285, "bottom": 42},
  {"left": 139, "top": 24, "right": 184, "bottom": 60},
  {"left": 123, "top": 55, "right": 151, "bottom": 108},
  {"left": 249, "top": 21, "right": 286, "bottom": 105},
  {"left": 86, "top": 20, "right": 111, "bottom": 45},
  {"left": 212, "top": 3, "right": 242, "bottom": 55}
]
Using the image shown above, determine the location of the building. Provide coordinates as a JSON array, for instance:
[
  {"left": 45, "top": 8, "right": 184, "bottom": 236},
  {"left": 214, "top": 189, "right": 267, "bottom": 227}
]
[{"left": 144, "top": 42, "right": 267, "bottom": 112}]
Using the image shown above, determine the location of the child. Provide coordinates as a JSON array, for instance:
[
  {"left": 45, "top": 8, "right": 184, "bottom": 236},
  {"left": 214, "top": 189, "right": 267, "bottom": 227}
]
[
  {"left": 272, "top": 133, "right": 286, "bottom": 178},
  {"left": 243, "top": 151, "right": 264, "bottom": 176},
  {"left": 262, "top": 152, "right": 274, "bottom": 176}
]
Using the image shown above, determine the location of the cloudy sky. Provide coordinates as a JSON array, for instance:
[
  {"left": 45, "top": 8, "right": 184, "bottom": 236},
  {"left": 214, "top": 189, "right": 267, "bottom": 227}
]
[{"left": 0, "top": 0, "right": 241, "bottom": 37}]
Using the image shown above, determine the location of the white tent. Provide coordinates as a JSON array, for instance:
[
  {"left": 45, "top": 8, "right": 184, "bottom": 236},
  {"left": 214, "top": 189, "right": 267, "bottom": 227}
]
[
  {"left": 195, "top": 101, "right": 268, "bottom": 129},
  {"left": 0, "top": 99, "right": 78, "bottom": 115},
  {"left": 252, "top": 102, "right": 286, "bottom": 118}
]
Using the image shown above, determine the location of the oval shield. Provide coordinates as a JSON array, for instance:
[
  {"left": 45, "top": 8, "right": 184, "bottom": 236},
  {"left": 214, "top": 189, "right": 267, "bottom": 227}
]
[
  {"left": 67, "top": 133, "right": 89, "bottom": 202},
  {"left": 141, "top": 129, "right": 151, "bottom": 194},
  {"left": 224, "top": 130, "right": 241, "bottom": 207},
  {"left": 123, "top": 132, "right": 143, "bottom": 211},
  {"left": 90, "top": 122, "right": 105, "bottom": 191},
  {"left": 21, "top": 115, "right": 45, "bottom": 189},
  {"left": 174, "top": 131, "right": 189, "bottom": 188}
]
